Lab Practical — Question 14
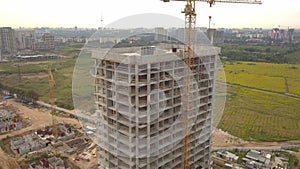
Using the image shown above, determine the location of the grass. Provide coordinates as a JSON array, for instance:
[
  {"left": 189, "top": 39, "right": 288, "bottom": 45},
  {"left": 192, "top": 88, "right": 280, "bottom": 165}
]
[
  {"left": 0, "top": 136, "right": 11, "bottom": 155},
  {"left": 224, "top": 61, "right": 300, "bottom": 95},
  {"left": 38, "top": 43, "right": 83, "bottom": 58},
  {"left": 287, "top": 148, "right": 299, "bottom": 152},
  {"left": 0, "top": 45, "right": 81, "bottom": 109},
  {"left": 289, "top": 154, "right": 299, "bottom": 169},
  {"left": 219, "top": 43, "right": 300, "bottom": 63},
  {"left": 0, "top": 139, "right": 7, "bottom": 154},
  {"left": 2, "top": 44, "right": 300, "bottom": 142},
  {"left": 218, "top": 85, "right": 300, "bottom": 141},
  {"left": 219, "top": 61, "right": 300, "bottom": 141},
  {"left": 287, "top": 78, "right": 300, "bottom": 96},
  {"left": 212, "top": 165, "right": 224, "bottom": 169}
]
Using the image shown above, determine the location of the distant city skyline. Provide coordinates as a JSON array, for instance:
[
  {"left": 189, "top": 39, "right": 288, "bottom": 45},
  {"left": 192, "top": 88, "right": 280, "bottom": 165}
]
[{"left": 0, "top": 0, "right": 299, "bottom": 29}]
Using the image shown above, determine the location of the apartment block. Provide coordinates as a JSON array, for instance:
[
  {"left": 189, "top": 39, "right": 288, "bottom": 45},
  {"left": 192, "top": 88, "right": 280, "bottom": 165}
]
[
  {"left": 155, "top": 27, "right": 168, "bottom": 42},
  {"left": 95, "top": 44, "right": 219, "bottom": 169},
  {"left": 36, "top": 33, "right": 54, "bottom": 50},
  {"left": 0, "top": 27, "right": 16, "bottom": 55},
  {"left": 15, "top": 29, "right": 35, "bottom": 50}
]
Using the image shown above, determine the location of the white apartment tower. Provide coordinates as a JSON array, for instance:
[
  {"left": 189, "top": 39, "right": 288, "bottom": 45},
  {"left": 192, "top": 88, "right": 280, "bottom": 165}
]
[{"left": 95, "top": 44, "right": 219, "bottom": 169}]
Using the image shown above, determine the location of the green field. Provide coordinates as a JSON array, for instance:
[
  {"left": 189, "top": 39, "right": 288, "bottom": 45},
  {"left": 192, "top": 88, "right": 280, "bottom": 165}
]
[
  {"left": 224, "top": 62, "right": 300, "bottom": 96},
  {"left": 220, "top": 43, "right": 300, "bottom": 63},
  {"left": 218, "top": 85, "right": 300, "bottom": 141},
  {"left": 218, "top": 61, "right": 300, "bottom": 141},
  {"left": 0, "top": 44, "right": 81, "bottom": 109}
]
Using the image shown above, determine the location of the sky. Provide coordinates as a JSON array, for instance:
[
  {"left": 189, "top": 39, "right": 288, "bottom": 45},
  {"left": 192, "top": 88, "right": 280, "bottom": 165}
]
[{"left": 0, "top": 0, "right": 299, "bottom": 29}]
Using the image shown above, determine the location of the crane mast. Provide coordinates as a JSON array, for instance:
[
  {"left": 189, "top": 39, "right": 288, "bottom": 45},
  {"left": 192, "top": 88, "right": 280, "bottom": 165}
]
[
  {"left": 161, "top": 0, "right": 261, "bottom": 168},
  {"left": 48, "top": 68, "right": 58, "bottom": 140},
  {"left": 182, "top": 1, "right": 196, "bottom": 168}
]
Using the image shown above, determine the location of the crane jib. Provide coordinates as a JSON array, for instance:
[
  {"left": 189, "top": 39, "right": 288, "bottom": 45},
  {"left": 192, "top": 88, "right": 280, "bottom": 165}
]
[{"left": 161, "top": 0, "right": 262, "bottom": 5}]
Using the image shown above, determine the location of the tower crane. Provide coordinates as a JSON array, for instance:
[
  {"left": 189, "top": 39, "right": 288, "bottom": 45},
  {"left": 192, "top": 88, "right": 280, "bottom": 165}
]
[
  {"left": 48, "top": 67, "right": 58, "bottom": 140},
  {"left": 161, "top": 0, "right": 262, "bottom": 168}
]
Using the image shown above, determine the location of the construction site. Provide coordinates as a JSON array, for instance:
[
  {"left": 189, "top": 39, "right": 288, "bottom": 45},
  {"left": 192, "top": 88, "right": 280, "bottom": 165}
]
[
  {"left": 0, "top": 73, "right": 101, "bottom": 169},
  {"left": 94, "top": 43, "right": 218, "bottom": 169},
  {"left": 0, "top": 43, "right": 102, "bottom": 168},
  {"left": 92, "top": 0, "right": 262, "bottom": 169},
  {"left": 0, "top": 107, "right": 25, "bottom": 134},
  {"left": 0, "top": 0, "right": 265, "bottom": 168}
]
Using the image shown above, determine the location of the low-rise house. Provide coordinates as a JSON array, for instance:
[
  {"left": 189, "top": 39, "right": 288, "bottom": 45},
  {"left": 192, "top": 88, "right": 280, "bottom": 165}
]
[
  {"left": 29, "top": 156, "right": 65, "bottom": 169},
  {"left": 10, "top": 133, "right": 48, "bottom": 155},
  {"left": 216, "top": 151, "right": 239, "bottom": 163},
  {"left": 0, "top": 109, "right": 22, "bottom": 133}
]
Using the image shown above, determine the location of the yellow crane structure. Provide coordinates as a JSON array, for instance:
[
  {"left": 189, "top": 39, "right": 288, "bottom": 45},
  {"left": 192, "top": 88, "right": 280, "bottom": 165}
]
[
  {"left": 161, "top": 0, "right": 262, "bottom": 168},
  {"left": 48, "top": 67, "right": 58, "bottom": 139}
]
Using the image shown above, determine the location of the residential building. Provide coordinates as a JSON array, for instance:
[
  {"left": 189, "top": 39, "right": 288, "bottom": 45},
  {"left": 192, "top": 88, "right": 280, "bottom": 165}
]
[
  {"left": 0, "top": 27, "right": 16, "bottom": 55},
  {"left": 15, "top": 29, "right": 35, "bottom": 50},
  {"left": 95, "top": 42, "right": 219, "bottom": 168},
  {"left": 29, "top": 156, "right": 65, "bottom": 169},
  {"left": 155, "top": 27, "right": 168, "bottom": 42},
  {"left": 0, "top": 109, "right": 22, "bottom": 133},
  {"left": 35, "top": 33, "right": 54, "bottom": 50}
]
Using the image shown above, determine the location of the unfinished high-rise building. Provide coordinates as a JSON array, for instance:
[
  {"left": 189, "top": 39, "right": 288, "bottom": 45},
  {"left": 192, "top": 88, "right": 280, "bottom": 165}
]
[
  {"left": 95, "top": 42, "right": 219, "bottom": 169},
  {"left": 0, "top": 27, "right": 16, "bottom": 55}
]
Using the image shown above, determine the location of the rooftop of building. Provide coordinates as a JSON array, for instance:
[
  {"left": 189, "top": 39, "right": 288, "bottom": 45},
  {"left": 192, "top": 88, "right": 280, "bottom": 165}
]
[{"left": 91, "top": 43, "right": 220, "bottom": 64}]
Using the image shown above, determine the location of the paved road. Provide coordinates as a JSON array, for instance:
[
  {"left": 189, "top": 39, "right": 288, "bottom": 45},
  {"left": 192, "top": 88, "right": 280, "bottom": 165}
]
[{"left": 36, "top": 100, "right": 94, "bottom": 122}]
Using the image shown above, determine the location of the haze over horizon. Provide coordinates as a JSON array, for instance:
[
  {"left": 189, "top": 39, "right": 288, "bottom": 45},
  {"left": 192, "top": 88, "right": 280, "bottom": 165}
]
[{"left": 0, "top": 0, "right": 299, "bottom": 29}]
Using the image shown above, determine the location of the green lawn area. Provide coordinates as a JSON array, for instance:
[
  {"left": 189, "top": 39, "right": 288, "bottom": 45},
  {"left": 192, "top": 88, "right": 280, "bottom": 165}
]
[
  {"left": 218, "top": 85, "right": 300, "bottom": 141},
  {"left": 220, "top": 61, "right": 300, "bottom": 141}
]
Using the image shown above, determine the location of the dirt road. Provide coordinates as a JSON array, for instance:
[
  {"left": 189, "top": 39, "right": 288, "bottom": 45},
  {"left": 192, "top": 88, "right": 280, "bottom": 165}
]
[{"left": 212, "top": 128, "right": 300, "bottom": 150}]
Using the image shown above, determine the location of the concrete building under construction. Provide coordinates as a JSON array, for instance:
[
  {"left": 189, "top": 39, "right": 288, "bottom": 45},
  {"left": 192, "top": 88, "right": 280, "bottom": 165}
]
[{"left": 94, "top": 43, "right": 219, "bottom": 169}]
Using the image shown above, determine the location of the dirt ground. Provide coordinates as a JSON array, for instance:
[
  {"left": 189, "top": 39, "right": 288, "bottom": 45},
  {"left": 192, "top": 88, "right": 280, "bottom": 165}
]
[
  {"left": 0, "top": 100, "right": 80, "bottom": 140},
  {"left": 21, "top": 72, "right": 48, "bottom": 79}
]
